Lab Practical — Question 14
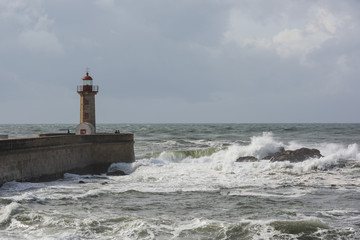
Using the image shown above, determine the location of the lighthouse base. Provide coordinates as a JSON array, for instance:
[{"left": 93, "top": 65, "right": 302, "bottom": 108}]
[
  {"left": 76, "top": 122, "right": 96, "bottom": 135},
  {"left": 0, "top": 134, "right": 134, "bottom": 186}
]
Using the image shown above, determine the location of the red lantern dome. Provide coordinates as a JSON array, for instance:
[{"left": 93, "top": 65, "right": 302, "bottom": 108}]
[{"left": 82, "top": 72, "right": 93, "bottom": 80}]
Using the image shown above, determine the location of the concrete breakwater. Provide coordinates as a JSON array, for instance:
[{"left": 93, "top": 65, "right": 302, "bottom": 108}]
[{"left": 0, "top": 134, "right": 135, "bottom": 186}]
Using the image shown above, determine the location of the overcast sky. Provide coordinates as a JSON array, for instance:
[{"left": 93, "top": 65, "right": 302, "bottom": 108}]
[{"left": 0, "top": 0, "right": 359, "bottom": 123}]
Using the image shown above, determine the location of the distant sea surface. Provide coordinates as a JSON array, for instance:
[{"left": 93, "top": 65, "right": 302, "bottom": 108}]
[{"left": 0, "top": 123, "right": 359, "bottom": 239}]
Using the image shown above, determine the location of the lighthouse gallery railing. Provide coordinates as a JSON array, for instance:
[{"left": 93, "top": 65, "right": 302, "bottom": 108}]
[{"left": 77, "top": 85, "right": 99, "bottom": 92}]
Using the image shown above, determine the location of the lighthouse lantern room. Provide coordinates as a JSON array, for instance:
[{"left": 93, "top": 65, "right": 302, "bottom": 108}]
[{"left": 76, "top": 71, "right": 99, "bottom": 135}]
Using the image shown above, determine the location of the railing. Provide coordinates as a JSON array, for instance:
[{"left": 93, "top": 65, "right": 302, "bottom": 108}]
[{"left": 77, "top": 85, "right": 99, "bottom": 92}]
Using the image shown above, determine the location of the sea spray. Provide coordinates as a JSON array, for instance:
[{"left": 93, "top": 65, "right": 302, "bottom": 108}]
[{"left": 246, "top": 132, "right": 284, "bottom": 159}]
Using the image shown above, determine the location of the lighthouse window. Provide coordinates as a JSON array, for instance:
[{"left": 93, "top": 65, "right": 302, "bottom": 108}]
[
  {"left": 84, "top": 113, "right": 89, "bottom": 119},
  {"left": 84, "top": 99, "right": 89, "bottom": 105},
  {"left": 83, "top": 80, "right": 92, "bottom": 86}
]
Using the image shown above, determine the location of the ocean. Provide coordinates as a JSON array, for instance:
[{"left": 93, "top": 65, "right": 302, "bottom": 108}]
[{"left": 0, "top": 123, "right": 359, "bottom": 239}]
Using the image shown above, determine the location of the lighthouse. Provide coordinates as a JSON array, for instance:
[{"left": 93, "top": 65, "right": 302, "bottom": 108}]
[{"left": 76, "top": 71, "right": 99, "bottom": 134}]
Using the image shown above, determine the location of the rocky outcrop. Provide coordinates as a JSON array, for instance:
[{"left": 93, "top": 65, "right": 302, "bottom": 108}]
[
  {"left": 235, "top": 156, "right": 259, "bottom": 162},
  {"left": 236, "top": 147, "right": 323, "bottom": 163},
  {"left": 106, "top": 170, "right": 127, "bottom": 176},
  {"left": 265, "top": 148, "right": 322, "bottom": 162}
]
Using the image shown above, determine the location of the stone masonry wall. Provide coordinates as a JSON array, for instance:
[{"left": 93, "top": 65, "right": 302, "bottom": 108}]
[{"left": 0, "top": 134, "right": 134, "bottom": 185}]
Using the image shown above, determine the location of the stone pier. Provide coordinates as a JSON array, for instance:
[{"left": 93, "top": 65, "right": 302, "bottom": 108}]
[{"left": 0, "top": 134, "right": 135, "bottom": 186}]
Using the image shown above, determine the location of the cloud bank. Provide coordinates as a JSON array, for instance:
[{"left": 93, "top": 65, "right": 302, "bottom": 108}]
[{"left": 0, "top": 0, "right": 360, "bottom": 123}]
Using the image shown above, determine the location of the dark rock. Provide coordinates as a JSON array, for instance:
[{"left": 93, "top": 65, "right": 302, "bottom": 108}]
[
  {"left": 79, "top": 180, "right": 86, "bottom": 184},
  {"left": 263, "top": 147, "right": 285, "bottom": 160},
  {"left": 264, "top": 148, "right": 323, "bottom": 162},
  {"left": 277, "top": 147, "right": 286, "bottom": 153},
  {"left": 106, "top": 170, "right": 127, "bottom": 176},
  {"left": 236, "top": 156, "right": 259, "bottom": 162}
]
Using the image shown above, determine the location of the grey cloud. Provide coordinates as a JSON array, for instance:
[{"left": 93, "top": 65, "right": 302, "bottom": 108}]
[{"left": 0, "top": 0, "right": 360, "bottom": 123}]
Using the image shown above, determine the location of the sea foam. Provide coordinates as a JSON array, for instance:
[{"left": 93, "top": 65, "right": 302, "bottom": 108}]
[
  {"left": 107, "top": 132, "right": 360, "bottom": 194},
  {"left": 0, "top": 202, "right": 20, "bottom": 226}
]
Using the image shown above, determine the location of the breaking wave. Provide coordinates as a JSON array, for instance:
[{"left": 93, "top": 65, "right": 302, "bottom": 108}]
[
  {"left": 0, "top": 202, "right": 21, "bottom": 227},
  {"left": 101, "top": 132, "right": 360, "bottom": 198},
  {"left": 111, "top": 132, "right": 360, "bottom": 177}
]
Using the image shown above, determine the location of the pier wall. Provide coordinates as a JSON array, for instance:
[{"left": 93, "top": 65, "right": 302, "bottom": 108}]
[{"left": 0, "top": 134, "right": 134, "bottom": 185}]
